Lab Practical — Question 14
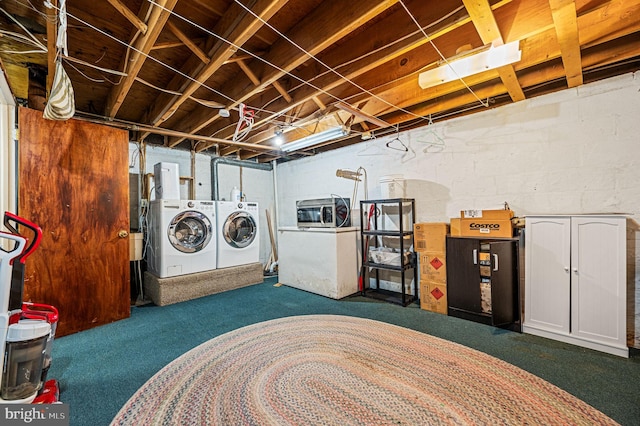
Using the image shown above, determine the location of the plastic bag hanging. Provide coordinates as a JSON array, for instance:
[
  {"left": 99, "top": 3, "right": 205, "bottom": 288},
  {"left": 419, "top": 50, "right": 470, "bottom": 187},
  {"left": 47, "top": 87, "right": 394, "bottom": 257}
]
[{"left": 43, "top": 59, "right": 75, "bottom": 121}]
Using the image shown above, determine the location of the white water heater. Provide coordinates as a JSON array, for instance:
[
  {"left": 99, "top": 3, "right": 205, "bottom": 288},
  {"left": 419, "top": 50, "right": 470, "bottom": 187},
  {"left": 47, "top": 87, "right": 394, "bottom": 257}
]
[{"left": 154, "top": 162, "right": 180, "bottom": 200}]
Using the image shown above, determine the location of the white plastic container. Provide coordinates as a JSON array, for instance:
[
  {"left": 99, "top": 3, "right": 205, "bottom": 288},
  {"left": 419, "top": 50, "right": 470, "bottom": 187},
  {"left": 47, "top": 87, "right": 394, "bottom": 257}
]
[
  {"left": 231, "top": 187, "right": 241, "bottom": 202},
  {"left": 379, "top": 175, "right": 405, "bottom": 199},
  {"left": 154, "top": 162, "right": 180, "bottom": 200}
]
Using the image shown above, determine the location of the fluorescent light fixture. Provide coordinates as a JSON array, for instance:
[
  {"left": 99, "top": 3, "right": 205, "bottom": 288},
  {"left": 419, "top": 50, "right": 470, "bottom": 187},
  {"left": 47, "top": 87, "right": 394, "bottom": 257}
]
[
  {"left": 418, "top": 41, "right": 521, "bottom": 89},
  {"left": 280, "top": 126, "right": 349, "bottom": 152}
]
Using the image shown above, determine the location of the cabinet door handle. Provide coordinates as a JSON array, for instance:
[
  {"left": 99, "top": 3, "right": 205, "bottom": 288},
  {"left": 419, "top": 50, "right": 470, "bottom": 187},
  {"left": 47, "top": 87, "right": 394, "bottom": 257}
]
[
  {"left": 573, "top": 268, "right": 578, "bottom": 274},
  {"left": 564, "top": 266, "right": 569, "bottom": 272},
  {"left": 493, "top": 254, "right": 499, "bottom": 271},
  {"left": 473, "top": 249, "right": 478, "bottom": 265}
]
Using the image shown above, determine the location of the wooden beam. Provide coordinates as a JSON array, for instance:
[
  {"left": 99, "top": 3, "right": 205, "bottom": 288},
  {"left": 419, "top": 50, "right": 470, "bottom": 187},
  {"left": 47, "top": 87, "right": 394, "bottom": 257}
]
[
  {"left": 237, "top": 59, "right": 260, "bottom": 85},
  {"left": 143, "top": 0, "right": 289, "bottom": 129},
  {"left": 166, "top": 20, "right": 210, "bottom": 64},
  {"left": 272, "top": 80, "right": 292, "bottom": 103},
  {"left": 46, "top": 0, "right": 57, "bottom": 94},
  {"left": 104, "top": 0, "right": 178, "bottom": 118},
  {"left": 462, "top": 0, "right": 525, "bottom": 101},
  {"left": 549, "top": 0, "right": 583, "bottom": 87},
  {"left": 106, "top": 0, "right": 148, "bottom": 34},
  {"left": 210, "top": 1, "right": 513, "bottom": 149},
  {"left": 237, "top": 59, "right": 291, "bottom": 102},
  {"left": 312, "top": 96, "right": 326, "bottom": 111},
  {"left": 335, "top": 102, "right": 391, "bottom": 128},
  {"left": 179, "top": 0, "right": 399, "bottom": 149}
]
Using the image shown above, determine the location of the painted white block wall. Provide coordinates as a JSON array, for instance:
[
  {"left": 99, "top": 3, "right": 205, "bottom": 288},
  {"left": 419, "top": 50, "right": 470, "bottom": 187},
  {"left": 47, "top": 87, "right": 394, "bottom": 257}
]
[{"left": 275, "top": 72, "right": 640, "bottom": 348}]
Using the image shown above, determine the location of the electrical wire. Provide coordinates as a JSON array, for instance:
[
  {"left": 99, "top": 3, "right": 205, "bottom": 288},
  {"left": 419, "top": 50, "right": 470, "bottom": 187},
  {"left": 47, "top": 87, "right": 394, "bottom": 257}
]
[
  {"left": 279, "top": 5, "right": 466, "bottom": 97},
  {"left": 23, "top": 0, "right": 491, "bottom": 146},
  {"left": 27, "top": 0, "right": 301, "bottom": 124},
  {"left": 146, "top": 0, "right": 440, "bottom": 126},
  {"left": 230, "top": 0, "right": 432, "bottom": 124}
]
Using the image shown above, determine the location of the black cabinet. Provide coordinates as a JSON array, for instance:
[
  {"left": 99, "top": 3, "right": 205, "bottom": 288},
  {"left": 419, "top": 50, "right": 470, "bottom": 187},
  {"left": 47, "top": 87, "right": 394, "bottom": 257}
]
[
  {"left": 360, "top": 198, "right": 417, "bottom": 307},
  {"left": 446, "top": 236, "right": 520, "bottom": 330}
]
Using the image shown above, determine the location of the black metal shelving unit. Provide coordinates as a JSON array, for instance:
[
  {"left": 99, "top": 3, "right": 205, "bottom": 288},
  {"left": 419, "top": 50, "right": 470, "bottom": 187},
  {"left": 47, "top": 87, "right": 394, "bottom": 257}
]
[{"left": 359, "top": 198, "right": 417, "bottom": 306}]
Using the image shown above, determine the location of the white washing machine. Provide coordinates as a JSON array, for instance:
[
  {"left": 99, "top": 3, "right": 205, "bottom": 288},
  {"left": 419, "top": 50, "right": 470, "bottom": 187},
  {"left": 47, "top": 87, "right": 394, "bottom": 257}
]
[
  {"left": 216, "top": 201, "right": 260, "bottom": 269},
  {"left": 147, "top": 199, "right": 217, "bottom": 278}
]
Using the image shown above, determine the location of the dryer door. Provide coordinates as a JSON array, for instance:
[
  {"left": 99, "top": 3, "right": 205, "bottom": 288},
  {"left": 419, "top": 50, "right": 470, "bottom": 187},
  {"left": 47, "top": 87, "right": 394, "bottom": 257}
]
[
  {"left": 223, "top": 212, "right": 257, "bottom": 249},
  {"left": 167, "top": 211, "right": 213, "bottom": 253}
]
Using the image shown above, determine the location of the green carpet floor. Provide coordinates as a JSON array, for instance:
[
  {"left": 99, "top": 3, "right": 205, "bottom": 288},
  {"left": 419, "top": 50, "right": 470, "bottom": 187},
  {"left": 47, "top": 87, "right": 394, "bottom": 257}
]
[{"left": 49, "top": 276, "right": 640, "bottom": 426}]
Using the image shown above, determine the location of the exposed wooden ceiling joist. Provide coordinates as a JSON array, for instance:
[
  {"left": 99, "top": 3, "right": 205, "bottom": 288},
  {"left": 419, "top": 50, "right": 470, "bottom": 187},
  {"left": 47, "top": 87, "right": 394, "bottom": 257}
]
[
  {"left": 181, "top": 0, "right": 400, "bottom": 150},
  {"left": 0, "top": 0, "right": 637, "bottom": 163},
  {"left": 104, "top": 0, "right": 179, "bottom": 118},
  {"left": 548, "top": 0, "right": 583, "bottom": 87},
  {"left": 144, "top": 0, "right": 290, "bottom": 130},
  {"left": 462, "top": 0, "right": 525, "bottom": 101},
  {"left": 107, "top": 0, "right": 148, "bottom": 35}
]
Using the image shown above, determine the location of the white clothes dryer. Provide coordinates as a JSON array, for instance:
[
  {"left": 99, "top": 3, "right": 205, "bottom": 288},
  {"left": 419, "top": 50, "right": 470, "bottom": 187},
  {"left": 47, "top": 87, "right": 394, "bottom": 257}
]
[
  {"left": 147, "top": 199, "right": 217, "bottom": 278},
  {"left": 216, "top": 201, "right": 259, "bottom": 269}
]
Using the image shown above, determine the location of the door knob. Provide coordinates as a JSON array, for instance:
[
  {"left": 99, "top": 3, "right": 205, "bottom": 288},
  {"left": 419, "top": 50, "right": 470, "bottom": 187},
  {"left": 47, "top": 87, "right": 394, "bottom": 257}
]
[{"left": 118, "top": 230, "right": 129, "bottom": 238}]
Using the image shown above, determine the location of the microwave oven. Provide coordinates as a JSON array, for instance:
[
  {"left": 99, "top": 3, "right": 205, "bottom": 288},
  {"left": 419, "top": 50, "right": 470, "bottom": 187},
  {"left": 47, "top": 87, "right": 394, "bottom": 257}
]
[{"left": 296, "top": 198, "right": 351, "bottom": 228}]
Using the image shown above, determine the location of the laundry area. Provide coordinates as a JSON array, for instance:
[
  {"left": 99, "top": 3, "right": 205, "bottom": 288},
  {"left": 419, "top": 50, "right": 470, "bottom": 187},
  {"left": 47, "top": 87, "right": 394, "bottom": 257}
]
[{"left": 133, "top": 153, "right": 268, "bottom": 307}]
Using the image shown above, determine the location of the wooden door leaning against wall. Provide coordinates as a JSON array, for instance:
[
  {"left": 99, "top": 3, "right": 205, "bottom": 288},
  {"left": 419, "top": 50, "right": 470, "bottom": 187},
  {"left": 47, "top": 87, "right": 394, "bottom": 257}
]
[{"left": 18, "top": 107, "right": 130, "bottom": 336}]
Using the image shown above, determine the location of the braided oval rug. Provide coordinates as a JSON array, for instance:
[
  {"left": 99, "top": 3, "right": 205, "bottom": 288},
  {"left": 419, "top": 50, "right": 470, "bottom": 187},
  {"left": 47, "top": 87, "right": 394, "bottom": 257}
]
[{"left": 111, "top": 315, "right": 617, "bottom": 425}]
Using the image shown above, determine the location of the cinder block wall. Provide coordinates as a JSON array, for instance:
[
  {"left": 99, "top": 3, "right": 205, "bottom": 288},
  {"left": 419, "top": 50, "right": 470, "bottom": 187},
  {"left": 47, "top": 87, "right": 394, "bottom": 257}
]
[{"left": 275, "top": 72, "right": 640, "bottom": 347}]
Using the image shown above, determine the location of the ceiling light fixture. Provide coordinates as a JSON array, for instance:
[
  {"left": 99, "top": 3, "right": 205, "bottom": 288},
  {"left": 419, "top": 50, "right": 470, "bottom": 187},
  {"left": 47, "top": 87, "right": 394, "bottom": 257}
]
[
  {"left": 418, "top": 40, "right": 521, "bottom": 90},
  {"left": 280, "top": 126, "right": 349, "bottom": 152},
  {"left": 274, "top": 127, "right": 284, "bottom": 146}
]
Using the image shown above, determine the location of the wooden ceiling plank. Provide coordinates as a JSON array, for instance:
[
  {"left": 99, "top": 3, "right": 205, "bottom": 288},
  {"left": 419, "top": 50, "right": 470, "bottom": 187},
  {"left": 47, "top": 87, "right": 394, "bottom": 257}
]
[
  {"left": 307, "top": 5, "right": 638, "bottom": 133},
  {"left": 179, "top": 0, "right": 399, "bottom": 149},
  {"left": 218, "top": 0, "right": 515, "bottom": 149},
  {"left": 104, "top": 0, "right": 179, "bottom": 118},
  {"left": 107, "top": 0, "right": 148, "bottom": 34},
  {"left": 549, "top": 0, "right": 583, "bottom": 87},
  {"left": 462, "top": 0, "right": 525, "bottom": 101},
  {"left": 579, "top": 0, "right": 640, "bottom": 48},
  {"left": 166, "top": 20, "right": 209, "bottom": 64},
  {"left": 230, "top": 0, "right": 640, "bottom": 154},
  {"left": 211, "top": 1, "right": 524, "bottom": 156},
  {"left": 145, "top": 0, "right": 290, "bottom": 128}
]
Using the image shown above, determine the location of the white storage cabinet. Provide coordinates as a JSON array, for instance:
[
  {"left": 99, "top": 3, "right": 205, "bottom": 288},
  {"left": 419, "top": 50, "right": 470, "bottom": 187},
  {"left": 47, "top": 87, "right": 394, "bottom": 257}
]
[{"left": 524, "top": 215, "right": 627, "bottom": 357}]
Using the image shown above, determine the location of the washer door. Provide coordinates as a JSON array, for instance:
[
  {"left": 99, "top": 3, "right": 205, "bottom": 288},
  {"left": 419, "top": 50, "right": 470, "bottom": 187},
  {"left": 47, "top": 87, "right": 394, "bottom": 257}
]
[
  {"left": 167, "top": 211, "right": 213, "bottom": 253},
  {"left": 223, "top": 212, "right": 257, "bottom": 249}
]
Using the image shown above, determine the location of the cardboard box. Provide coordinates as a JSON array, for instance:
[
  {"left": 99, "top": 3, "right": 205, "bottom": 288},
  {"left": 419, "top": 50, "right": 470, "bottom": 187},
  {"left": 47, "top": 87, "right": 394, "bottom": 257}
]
[
  {"left": 420, "top": 281, "right": 447, "bottom": 315},
  {"left": 459, "top": 218, "right": 513, "bottom": 238},
  {"left": 460, "top": 209, "right": 514, "bottom": 220},
  {"left": 419, "top": 252, "right": 447, "bottom": 283},
  {"left": 414, "top": 222, "right": 449, "bottom": 252},
  {"left": 450, "top": 218, "right": 461, "bottom": 236}
]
